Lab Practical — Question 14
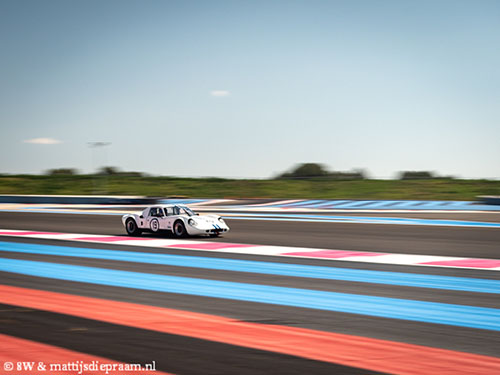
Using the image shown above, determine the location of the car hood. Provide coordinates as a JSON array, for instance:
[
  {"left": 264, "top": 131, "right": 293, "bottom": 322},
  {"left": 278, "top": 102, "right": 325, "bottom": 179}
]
[{"left": 196, "top": 214, "right": 221, "bottom": 224}]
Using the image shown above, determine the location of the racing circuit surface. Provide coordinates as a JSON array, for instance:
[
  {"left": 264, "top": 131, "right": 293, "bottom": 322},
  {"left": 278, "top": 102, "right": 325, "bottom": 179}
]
[{"left": 1, "top": 203, "right": 500, "bottom": 374}]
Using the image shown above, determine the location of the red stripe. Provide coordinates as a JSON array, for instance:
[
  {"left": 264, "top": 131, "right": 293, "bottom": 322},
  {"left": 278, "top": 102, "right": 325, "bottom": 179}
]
[
  {"left": 0, "top": 285, "right": 498, "bottom": 375},
  {"left": 422, "top": 259, "right": 500, "bottom": 268},
  {"left": 73, "top": 236, "right": 153, "bottom": 242},
  {"left": 167, "top": 243, "right": 256, "bottom": 250},
  {"left": 282, "top": 250, "right": 384, "bottom": 258},
  {"left": 0, "top": 231, "right": 52, "bottom": 236},
  {"left": 0, "top": 334, "right": 172, "bottom": 375}
]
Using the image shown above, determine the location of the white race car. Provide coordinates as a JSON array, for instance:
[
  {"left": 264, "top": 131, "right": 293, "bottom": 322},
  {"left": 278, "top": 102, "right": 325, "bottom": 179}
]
[{"left": 122, "top": 205, "right": 230, "bottom": 237}]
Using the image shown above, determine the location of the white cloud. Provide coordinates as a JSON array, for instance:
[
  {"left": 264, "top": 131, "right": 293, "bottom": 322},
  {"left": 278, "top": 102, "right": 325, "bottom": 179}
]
[
  {"left": 23, "top": 137, "right": 62, "bottom": 145},
  {"left": 210, "top": 90, "right": 230, "bottom": 97}
]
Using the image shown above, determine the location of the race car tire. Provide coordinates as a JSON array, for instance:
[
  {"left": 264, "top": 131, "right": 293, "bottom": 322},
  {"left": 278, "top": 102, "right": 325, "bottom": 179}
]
[
  {"left": 125, "top": 219, "right": 141, "bottom": 236},
  {"left": 173, "top": 220, "right": 187, "bottom": 238},
  {"left": 150, "top": 218, "right": 160, "bottom": 233}
]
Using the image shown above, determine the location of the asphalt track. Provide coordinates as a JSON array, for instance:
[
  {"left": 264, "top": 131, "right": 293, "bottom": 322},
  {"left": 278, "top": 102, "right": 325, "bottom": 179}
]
[
  {"left": 1, "top": 210, "right": 500, "bottom": 374},
  {"left": 0, "top": 211, "right": 499, "bottom": 258}
]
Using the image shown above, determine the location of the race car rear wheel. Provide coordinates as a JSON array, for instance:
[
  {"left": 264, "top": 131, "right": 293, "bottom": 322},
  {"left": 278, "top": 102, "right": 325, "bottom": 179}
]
[
  {"left": 126, "top": 219, "right": 141, "bottom": 236},
  {"left": 173, "top": 220, "right": 186, "bottom": 238}
]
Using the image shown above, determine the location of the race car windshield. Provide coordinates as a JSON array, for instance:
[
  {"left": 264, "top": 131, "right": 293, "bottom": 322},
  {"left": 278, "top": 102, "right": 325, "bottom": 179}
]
[{"left": 176, "top": 206, "right": 196, "bottom": 216}]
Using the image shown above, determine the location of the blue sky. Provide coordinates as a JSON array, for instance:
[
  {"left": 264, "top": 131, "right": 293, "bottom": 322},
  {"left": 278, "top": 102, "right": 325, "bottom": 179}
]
[{"left": 1, "top": 0, "right": 499, "bottom": 179}]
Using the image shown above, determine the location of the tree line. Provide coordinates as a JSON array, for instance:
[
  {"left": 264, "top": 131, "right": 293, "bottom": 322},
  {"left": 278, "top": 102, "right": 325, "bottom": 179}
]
[
  {"left": 45, "top": 164, "right": 452, "bottom": 180},
  {"left": 46, "top": 167, "right": 143, "bottom": 177},
  {"left": 276, "top": 163, "right": 452, "bottom": 180}
]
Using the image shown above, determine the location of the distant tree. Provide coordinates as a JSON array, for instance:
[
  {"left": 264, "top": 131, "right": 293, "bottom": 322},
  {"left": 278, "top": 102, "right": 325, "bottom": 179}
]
[
  {"left": 99, "top": 166, "right": 120, "bottom": 175},
  {"left": 97, "top": 166, "right": 144, "bottom": 177},
  {"left": 399, "top": 171, "right": 435, "bottom": 180},
  {"left": 46, "top": 168, "right": 78, "bottom": 175},
  {"left": 277, "top": 164, "right": 366, "bottom": 180},
  {"left": 279, "top": 163, "right": 329, "bottom": 178}
]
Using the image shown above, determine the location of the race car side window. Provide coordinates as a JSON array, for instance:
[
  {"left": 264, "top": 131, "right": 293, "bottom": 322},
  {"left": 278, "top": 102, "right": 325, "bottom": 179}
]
[
  {"left": 173, "top": 206, "right": 180, "bottom": 215},
  {"left": 163, "top": 207, "right": 172, "bottom": 216},
  {"left": 150, "top": 207, "right": 163, "bottom": 217}
]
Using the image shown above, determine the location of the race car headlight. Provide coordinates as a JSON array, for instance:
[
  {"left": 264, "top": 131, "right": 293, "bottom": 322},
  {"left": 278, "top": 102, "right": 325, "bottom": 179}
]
[
  {"left": 218, "top": 217, "right": 225, "bottom": 224},
  {"left": 188, "top": 219, "right": 197, "bottom": 226}
]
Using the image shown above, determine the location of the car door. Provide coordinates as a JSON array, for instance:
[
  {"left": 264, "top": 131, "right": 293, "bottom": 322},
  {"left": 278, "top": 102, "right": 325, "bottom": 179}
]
[
  {"left": 163, "top": 207, "right": 175, "bottom": 231},
  {"left": 146, "top": 207, "right": 166, "bottom": 232}
]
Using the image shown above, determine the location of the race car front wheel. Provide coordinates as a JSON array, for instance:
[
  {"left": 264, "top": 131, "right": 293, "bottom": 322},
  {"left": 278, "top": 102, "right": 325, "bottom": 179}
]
[
  {"left": 173, "top": 220, "right": 186, "bottom": 238},
  {"left": 126, "top": 219, "right": 141, "bottom": 236}
]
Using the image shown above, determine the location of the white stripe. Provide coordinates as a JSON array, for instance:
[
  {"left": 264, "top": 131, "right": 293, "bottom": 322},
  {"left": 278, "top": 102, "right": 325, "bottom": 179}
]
[
  {"left": 0, "top": 229, "right": 498, "bottom": 271},
  {"left": 34, "top": 233, "right": 97, "bottom": 239},
  {"left": 339, "top": 254, "right": 465, "bottom": 265},
  {"left": 0, "top": 229, "right": 27, "bottom": 234}
]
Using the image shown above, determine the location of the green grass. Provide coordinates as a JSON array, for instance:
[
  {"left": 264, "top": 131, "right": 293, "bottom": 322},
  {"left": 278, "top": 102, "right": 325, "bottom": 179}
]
[{"left": 1, "top": 175, "right": 499, "bottom": 200}]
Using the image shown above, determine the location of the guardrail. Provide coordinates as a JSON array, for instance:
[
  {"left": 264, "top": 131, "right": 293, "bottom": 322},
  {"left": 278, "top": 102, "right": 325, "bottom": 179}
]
[{"left": 0, "top": 195, "right": 159, "bottom": 205}]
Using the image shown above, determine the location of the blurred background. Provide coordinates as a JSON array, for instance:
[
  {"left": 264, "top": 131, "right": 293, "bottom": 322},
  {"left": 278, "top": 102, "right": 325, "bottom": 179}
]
[{"left": 1, "top": 0, "right": 500, "bottom": 183}]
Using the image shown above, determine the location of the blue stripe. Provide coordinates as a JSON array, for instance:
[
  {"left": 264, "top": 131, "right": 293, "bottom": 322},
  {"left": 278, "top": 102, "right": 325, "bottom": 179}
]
[
  {"left": 0, "top": 241, "right": 498, "bottom": 294},
  {"left": 0, "top": 258, "right": 499, "bottom": 331},
  {"left": 275, "top": 200, "right": 325, "bottom": 208},
  {"left": 309, "top": 200, "right": 350, "bottom": 208},
  {"left": 2, "top": 200, "right": 500, "bottom": 217},
  {"left": 223, "top": 213, "right": 500, "bottom": 228},
  {"left": 159, "top": 199, "right": 205, "bottom": 205},
  {"left": 252, "top": 200, "right": 500, "bottom": 211},
  {"left": 325, "top": 200, "right": 357, "bottom": 208},
  {"left": 352, "top": 200, "right": 401, "bottom": 209}
]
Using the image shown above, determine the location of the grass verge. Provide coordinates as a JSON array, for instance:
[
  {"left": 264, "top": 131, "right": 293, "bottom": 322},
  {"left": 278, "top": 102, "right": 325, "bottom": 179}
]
[{"left": 0, "top": 175, "right": 499, "bottom": 200}]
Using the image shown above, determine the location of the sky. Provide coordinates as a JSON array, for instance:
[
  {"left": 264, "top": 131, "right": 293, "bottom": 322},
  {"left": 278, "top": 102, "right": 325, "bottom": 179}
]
[{"left": 0, "top": 0, "right": 499, "bottom": 179}]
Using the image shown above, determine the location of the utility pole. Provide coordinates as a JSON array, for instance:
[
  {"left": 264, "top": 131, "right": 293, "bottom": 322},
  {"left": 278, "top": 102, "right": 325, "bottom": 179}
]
[{"left": 88, "top": 142, "right": 111, "bottom": 195}]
